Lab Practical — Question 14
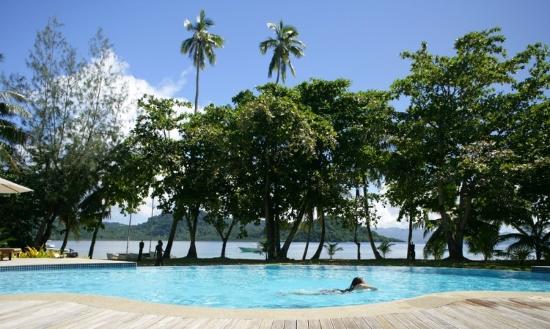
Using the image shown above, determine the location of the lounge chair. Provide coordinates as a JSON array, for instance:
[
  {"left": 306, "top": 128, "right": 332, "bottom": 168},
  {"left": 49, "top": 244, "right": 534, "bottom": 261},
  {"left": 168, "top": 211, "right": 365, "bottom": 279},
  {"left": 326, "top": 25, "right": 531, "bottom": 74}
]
[{"left": 0, "top": 248, "right": 21, "bottom": 260}]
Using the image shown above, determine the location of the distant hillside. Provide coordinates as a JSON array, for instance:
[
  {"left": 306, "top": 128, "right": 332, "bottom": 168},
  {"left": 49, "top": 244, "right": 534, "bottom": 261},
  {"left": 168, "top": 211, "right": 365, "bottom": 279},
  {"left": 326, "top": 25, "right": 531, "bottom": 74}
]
[
  {"left": 375, "top": 227, "right": 430, "bottom": 243},
  {"left": 53, "top": 214, "right": 402, "bottom": 243}
]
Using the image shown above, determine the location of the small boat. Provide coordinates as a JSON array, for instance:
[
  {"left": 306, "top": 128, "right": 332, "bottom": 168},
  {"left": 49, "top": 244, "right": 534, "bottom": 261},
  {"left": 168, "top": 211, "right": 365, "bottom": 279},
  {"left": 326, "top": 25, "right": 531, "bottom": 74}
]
[
  {"left": 239, "top": 247, "right": 263, "bottom": 254},
  {"left": 107, "top": 253, "right": 139, "bottom": 261},
  {"left": 64, "top": 248, "right": 78, "bottom": 258},
  {"left": 107, "top": 252, "right": 150, "bottom": 261}
]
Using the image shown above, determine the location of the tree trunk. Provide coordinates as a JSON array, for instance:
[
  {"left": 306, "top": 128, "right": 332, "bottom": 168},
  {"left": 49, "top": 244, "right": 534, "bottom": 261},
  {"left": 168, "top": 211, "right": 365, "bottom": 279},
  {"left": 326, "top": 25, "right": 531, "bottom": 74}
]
[
  {"left": 311, "top": 208, "right": 325, "bottom": 260},
  {"left": 194, "top": 58, "right": 200, "bottom": 114},
  {"left": 60, "top": 225, "right": 69, "bottom": 253},
  {"left": 186, "top": 206, "right": 200, "bottom": 259},
  {"left": 34, "top": 211, "right": 57, "bottom": 248},
  {"left": 302, "top": 208, "right": 313, "bottom": 260},
  {"left": 437, "top": 181, "right": 463, "bottom": 261},
  {"left": 217, "top": 218, "right": 236, "bottom": 259},
  {"left": 274, "top": 212, "right": 281, "bottom": 258},
  {"left": 163, "top": 212, "right": 182, "bottom": 259},
  {"left": 354, "top": 222, "right": 361, "bottom": 260},
  {"left": 276, "top": 59, "right": 281, "bottom": 84},
  {"left": 280, "top": 207, "right": 305, "bottom": 260},
  {"left": 88, "top": 222, "right": 101, "bottom": 259},
  {"left": 264, "top": 157, "right": 276, "bottom": 260},
  {"left": 363, "top": 183, "right": 382, "bottom": 260},
  {"left": 354, "top": 187, "right": 361, "bottom": 260},
  {"left": 407, "top": 212, "right": 413, "bottom": 261},
  {"left": 445, "top": 183, "right": 471, "bottom": 261},
  {"left": 220, "top": 238, "right": 228, "bottom": 259}
]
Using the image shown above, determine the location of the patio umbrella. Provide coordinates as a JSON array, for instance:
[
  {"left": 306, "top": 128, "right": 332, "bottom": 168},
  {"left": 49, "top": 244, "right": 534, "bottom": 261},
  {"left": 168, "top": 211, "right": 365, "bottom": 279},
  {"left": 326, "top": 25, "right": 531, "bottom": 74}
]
[{"left": 0, "top": 177, "right": 33, "bottom": 194}]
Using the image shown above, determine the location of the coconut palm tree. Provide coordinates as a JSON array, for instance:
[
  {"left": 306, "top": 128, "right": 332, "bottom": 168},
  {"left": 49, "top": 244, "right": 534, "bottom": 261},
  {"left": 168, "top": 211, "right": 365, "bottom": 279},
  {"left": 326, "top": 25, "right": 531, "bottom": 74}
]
[
  {"left": 0, "top": 54, "right": 28, "bottom": 167},
  {"left": 324, "top": 242, "right": 343, "bottom": 260},
  {"left": 259, "top": 20, "right": 305, "bottom": 84},
  {"left": 500, "top": 216, "right": 549, "bottom": 261},
  {"left": 181, "top": 10, "right": 224, "bottom": 114}
]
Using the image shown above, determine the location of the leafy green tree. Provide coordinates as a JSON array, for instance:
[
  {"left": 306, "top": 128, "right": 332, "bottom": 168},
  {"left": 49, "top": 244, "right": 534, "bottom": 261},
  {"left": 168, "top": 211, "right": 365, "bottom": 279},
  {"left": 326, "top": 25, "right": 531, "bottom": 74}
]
[
  {"left": 391, "top": 28, "right": 541, "bottom": 260},
  {"left": 181, "top": 9, "right": 224, "bottom": 113},
  {"left": 259, "top": 20, "right": 305, "bottom": 84},
  {"left": 233, "top": 83, "right": 334, "bottom": 260},
  {"left": 324, "top": 242, "right": 342, "bottom": 260},
  {"left": 129, "top": 95, "right": 188, "bottom": 259},
  {"left": 2, "top": 19, "right": 128, "bottom": 248}
]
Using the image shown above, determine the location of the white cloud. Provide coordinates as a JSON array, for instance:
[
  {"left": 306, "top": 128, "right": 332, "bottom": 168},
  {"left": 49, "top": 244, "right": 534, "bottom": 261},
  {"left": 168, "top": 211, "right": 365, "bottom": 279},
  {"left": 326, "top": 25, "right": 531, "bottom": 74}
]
[
  {"left": 101, "top": 52, "right": 194, "bottom": 136},
  {"left": 372, "top": 200, "right": 406, "bottom": 229},
  {"left": 107, "top": 55, "right": 192, "bottom": 224}
]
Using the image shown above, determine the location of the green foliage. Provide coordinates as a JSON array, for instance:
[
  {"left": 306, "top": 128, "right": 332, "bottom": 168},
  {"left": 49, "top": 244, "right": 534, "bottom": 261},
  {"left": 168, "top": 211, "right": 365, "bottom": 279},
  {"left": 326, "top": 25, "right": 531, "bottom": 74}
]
[
  {"left": 378, "top": 240, "right": 395, "bottom": 258},
  {"left": 507, "top": 245, "right": 533, "bottom": 263},
  {"left": 259, "top": 20, "right": 305, "bottom": 84},
  {"left": 324, "top": 242, "right": 343, "bottom": 260},
  {"left": 181, "top": 9, "right": 224, "bottom": 113},
  {"left": 465, "top": 221, "right": 501, "bottom": 261},
  {"left": 18, "top": 247, "right": 57, "bottom": 258},
  {"left": 389, "top": 27, "right": 549, "bottom": 260}
]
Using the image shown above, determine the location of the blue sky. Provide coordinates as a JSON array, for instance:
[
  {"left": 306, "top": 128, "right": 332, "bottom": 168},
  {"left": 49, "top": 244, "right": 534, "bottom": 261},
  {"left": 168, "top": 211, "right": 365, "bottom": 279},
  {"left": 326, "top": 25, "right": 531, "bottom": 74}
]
[{"left": 1, "top": 0, "right": 549, "bottom": 225}]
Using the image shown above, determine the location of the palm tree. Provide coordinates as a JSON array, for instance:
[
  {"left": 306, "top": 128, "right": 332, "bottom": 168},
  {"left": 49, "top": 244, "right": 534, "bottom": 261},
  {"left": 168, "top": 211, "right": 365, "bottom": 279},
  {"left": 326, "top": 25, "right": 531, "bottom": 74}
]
[
  {"left": 259, "top": 20, "right": 305, "bottom": 84},
  {"left": 324, "top": 242, "right": 343, "bottom": 260},
  {"left": 378, "top": 240, "right": 395, "bottom": 258},
  {"left": 0, "top": 54, "right": 28, "bottom": 167},
  {"left": 500, "top": 216, "right": 549, "bottom": 261},
  {"left": 465, "top": 221, "right": 501, "bottom": 261},
  {"left": 181, "top": 10, "right": 224, "bottom": 114}
]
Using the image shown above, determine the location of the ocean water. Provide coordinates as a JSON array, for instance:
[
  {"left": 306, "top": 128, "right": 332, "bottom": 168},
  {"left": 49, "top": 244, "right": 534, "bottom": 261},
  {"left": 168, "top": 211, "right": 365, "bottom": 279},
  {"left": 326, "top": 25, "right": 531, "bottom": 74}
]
[
  {"left": 49, "top": 240, "right": 492, "bottom": 260},
  {"left": 1, "top": 265, "right": 548, "bottom": 308}
]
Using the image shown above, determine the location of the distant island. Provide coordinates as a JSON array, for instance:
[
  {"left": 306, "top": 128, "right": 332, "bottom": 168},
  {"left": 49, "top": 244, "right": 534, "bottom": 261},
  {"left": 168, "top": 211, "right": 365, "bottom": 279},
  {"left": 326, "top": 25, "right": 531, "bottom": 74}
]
[{"left": 53, "top": 214, "right": 402, "bottom": 243}]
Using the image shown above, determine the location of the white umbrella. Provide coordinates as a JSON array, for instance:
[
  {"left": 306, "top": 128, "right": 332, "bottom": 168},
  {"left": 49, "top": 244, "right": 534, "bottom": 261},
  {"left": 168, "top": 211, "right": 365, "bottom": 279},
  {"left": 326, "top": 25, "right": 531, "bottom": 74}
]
[{"left": 0, "top": 177, "right": 33, "bottom": 194}]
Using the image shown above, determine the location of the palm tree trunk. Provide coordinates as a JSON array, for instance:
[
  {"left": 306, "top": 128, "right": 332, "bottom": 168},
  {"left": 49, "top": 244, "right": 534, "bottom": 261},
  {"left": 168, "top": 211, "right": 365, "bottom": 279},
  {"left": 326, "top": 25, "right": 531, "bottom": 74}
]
[
  {"left": 194, "top": 63, "right": 200, "bottom": 114},
  {"left": 88, "top": 222, "right": 101, "bottom": 259},
  {"left": 311, "top": 208, "right": 325, "bottom": 260}
]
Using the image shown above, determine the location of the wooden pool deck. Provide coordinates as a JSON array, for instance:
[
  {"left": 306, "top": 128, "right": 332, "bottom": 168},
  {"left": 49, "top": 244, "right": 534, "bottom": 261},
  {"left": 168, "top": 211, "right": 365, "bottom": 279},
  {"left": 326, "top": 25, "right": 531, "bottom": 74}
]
[{"left": 0, "top": 292, "right": 549, "bottom": 328}]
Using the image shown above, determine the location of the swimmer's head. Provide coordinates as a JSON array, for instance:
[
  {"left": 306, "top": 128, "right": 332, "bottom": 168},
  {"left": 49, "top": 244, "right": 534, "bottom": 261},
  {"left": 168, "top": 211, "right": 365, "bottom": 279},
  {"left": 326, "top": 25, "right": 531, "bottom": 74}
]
[{"left": 350, "top": 277, "right": 365, "bottom": 289}]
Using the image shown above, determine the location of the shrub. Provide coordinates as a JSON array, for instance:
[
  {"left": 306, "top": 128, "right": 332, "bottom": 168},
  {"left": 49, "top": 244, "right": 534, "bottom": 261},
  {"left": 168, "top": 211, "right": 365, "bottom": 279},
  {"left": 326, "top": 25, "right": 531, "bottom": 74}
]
[{"left": 18, "top": 247, "right": 58, "bottom": 258}]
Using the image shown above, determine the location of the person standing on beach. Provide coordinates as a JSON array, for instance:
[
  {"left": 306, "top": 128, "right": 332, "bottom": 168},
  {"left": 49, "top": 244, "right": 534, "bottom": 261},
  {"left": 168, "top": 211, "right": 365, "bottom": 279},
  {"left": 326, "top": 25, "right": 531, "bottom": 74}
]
[
  {"left": 155, "top": 240, "right": 164, "bottom": 266},
  {"left": 138, "top": 240, "right": 145, "bottom": 261}
]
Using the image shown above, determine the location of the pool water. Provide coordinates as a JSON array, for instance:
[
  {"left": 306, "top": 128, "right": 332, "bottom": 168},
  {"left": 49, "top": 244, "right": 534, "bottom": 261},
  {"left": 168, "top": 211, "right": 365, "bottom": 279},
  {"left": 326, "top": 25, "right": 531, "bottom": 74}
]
[{"left": 1, "top": 266, "right": 548, "bottom": 308}]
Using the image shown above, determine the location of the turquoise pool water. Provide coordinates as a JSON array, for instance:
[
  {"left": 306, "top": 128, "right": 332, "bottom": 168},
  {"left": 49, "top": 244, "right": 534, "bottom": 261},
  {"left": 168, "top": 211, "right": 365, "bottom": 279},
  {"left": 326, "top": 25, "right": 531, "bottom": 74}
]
[{"left": 1, "top": 266, "right": 548, "bottom": 308}]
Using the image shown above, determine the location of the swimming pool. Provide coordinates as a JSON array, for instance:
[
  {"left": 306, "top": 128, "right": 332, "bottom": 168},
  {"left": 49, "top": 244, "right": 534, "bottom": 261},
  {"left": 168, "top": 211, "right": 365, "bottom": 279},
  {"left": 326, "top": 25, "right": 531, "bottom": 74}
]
[{"left": 1, "top": 265, "right": 548, "bottom": 308}]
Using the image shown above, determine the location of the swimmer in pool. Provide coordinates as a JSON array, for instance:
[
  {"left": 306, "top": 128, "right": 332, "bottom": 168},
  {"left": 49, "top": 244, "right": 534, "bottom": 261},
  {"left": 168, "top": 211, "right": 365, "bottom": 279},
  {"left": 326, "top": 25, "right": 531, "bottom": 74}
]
[
  {"left": 341, "top": 277, "right": 377, "bottom": 292},
  {"left": 287, "top": 276, "right": 377, "bottom": 296}
]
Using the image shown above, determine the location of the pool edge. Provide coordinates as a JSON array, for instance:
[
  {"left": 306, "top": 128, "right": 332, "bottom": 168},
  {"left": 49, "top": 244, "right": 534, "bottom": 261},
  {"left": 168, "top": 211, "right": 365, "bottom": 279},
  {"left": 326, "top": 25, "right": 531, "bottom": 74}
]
[{"left": 1, "top": 291, "right": 549, "bottom": 319}]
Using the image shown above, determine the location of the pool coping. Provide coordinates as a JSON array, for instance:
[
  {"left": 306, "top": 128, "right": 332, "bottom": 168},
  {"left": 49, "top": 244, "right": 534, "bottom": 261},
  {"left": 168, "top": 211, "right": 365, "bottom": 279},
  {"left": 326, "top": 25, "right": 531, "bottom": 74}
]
[
  {"left": 1, "top": 291, "right": 549, "bottom": 320},
  {"left": 0, "top": 258, "right": 136, "bottom": 271}
]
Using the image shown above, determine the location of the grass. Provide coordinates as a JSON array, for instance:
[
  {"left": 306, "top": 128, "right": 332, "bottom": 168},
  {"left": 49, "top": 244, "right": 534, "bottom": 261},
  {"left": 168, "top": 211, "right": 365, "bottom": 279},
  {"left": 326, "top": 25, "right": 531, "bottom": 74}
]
[{"left": 137, "top": 257, "right": 549, "bottom": 271}]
